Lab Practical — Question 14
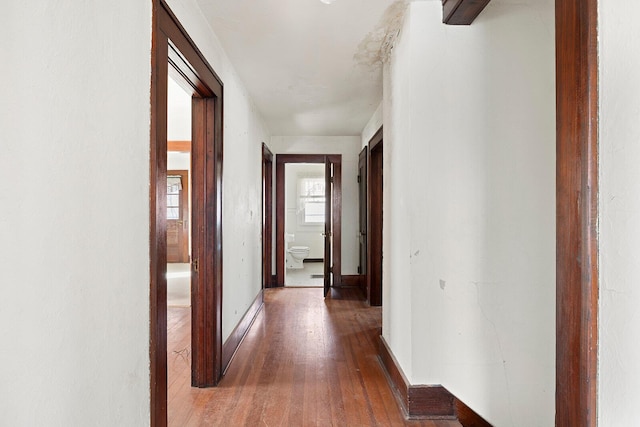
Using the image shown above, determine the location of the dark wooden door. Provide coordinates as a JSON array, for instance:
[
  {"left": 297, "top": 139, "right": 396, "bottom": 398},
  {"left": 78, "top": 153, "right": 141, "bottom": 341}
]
[
  {"left": 369, "top": 141, "right": 383, "bottom": 307},
  {"left": 167, "top": 170, "right": 189, "bottom": 263},
  {"left": 324, "top": 157, "right": 332, "bottom": 297},
  {"left": 358, "top": 147, "right": 368, "bottom": 293}
]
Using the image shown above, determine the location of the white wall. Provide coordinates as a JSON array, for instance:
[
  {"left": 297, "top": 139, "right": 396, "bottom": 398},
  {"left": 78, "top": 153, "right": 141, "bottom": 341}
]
[
  {"left": 167, "top": 76, "right": 192, "bottom": 141},
  {"left": 166, "top": 0, "right": 271, "bottom": 341},
  {"left": 598, "top": 2, "right": 640, "bottom": 424},
  {"left": 271, "top": 136, "right": 362, "bottom": 275},
  {"left": 0, "top": 1, "right": 152, "bottom": 425},
  {"left": 285, "top": 164, "right": 325, "bottom": 259},
  {"left": 361, "top": 102, "right": 383, "bottom": 148},
  {"left": 382, "top": 1, "right": 556, "bottom": 425},
  {"left": 167, "top": 78, "right": 191, "bottom": 171}
]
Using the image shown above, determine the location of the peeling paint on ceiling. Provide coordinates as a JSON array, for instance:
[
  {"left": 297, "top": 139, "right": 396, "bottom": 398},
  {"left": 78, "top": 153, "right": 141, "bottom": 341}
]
[{"left": 354, "top": 0, "right": 409, "bottom": 69}]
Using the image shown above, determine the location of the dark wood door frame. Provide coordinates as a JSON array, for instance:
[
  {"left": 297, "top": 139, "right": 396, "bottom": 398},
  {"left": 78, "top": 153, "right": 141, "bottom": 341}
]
[
  {"left": 357, "top": 146, "right": 368, "bottom": 297},
  {"left": 556, "top": 0, "right": 598, "bottom": 425},
  {"left": 262, "top": 143, "right": 274, "bottom": 289},
  {"left": 368, "top": 128, "right": 383, "bottom": 307},
  {"left": 151, "top": 1, "right": 224, "bottom": 426},
  {"left": 275, "top": 154, "right": 342, "bottom": 287},
  {"left": 323, "top": 157, "right": 333, "bottom": 296}
]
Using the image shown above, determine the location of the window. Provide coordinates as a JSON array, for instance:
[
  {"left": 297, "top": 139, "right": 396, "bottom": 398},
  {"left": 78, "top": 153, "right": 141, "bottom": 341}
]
[
  {"left": 167, "top": 176, "right": 182, "bottom": 220},
  {"left": 298, "top": 177, "right": 325, "bottom": 224}
]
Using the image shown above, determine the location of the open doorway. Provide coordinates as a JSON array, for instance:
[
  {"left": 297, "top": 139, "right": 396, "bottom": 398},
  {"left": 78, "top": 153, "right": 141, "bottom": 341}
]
[
  {"left": 150, "top": 2, "right": 224, "bottom": 424},
  {"left": 275, "top": 154, "right": 342, "bottom": 296},
  {"left": 166, "top": 74, "right": 193, "bottom": 424},
  {"left": 283, "top": 163, "right": 326, "bottom": 287},
  {"left": 166, "top": 76, "right": 192, "bottom": 306}
]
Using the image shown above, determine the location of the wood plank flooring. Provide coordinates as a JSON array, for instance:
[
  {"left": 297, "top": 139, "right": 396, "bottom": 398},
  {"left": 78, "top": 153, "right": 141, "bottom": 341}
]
[{"left": 167, "top": 288, "right": 461, "bottom": 427}]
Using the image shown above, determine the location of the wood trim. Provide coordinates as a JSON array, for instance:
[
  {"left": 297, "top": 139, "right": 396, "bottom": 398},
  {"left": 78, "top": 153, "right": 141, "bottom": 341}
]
[
  {"left": 190, "top": 95, "right": 224, "bottom": 388},
  {"left": 274, "top": 154, "right": 342, "bottom": 287},
  {"left": 442, "top": 0, "right": 491, "bottom": 25},
  {"left": 378, "top": 336, "right": 491, "bottom": 425},
  {"left": 555, "top": 0, "right": 599, "bottom": 425},
  {"left": 332, "top": 161, "right": 342, "bottom": 286},
  {"left": 149, "top": 1, "right": 167, "bottom": 423},
  {"left": 275, "top": 158, "right": 285, "bottom": 286},
  {"left": 340, "top": 275, "right": 363, "bottom": 288},
  {"left": 377, "top": 336, "right": 410, "bottom": 413},
  {"left": 158, "top": 6, "right": 222, "bottom": 95},
  {"left": 151, "top": 1, "right": 224, "bottom": 425},
  {"left": 455, "top": 399, "right": 493, "bottom": 427},
  {"left": 221, "top": 290, "right": 264, "bottom": 374},
  {"left": 357, "top": 146, "right": 368, "bottom": 296},
  {"left": 368, "top": 136, "right": 383, "bottom": 307},
  {"left": 369, "top": 127, "right": 383, "bottom": 151},
  {"left": 262, "top": 143, "right": 274, "bottom": 289},
  {"left": 167, "top": 140, "right": 191, "bottom": 152}
]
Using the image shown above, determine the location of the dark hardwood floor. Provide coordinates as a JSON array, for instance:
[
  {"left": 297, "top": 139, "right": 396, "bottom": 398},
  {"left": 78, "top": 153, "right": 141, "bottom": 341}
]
[{"left": 167, "top": 288, "right": 461, "bottom": 426}]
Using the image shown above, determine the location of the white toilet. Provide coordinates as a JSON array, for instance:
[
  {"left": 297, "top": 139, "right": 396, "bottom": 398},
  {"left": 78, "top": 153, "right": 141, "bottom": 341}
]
[
  {"left": 286, "top": 246, "right": 310, "bottom": 269},
  {"left": 284, "top": 234, "right": 310, "bottom": 269}
]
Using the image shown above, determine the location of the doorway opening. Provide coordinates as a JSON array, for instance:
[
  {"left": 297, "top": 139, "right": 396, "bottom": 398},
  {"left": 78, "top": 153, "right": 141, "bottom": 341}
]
[
  {"left": 166, "top": 74, "right": 193, "bottom": 424},
  {"left": 275, "top": 154, "right": 342, "bottom": 296},
  {"left": 151, "top": 2, "right": 224, "bottom": 425},
  {"left": 283, "top": 162, "right": 326, "bottom": 287}
]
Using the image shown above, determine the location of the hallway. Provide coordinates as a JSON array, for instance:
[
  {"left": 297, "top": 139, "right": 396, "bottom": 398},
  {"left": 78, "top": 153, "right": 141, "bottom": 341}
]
[{"left": 168, "top": 288, "right": 461, "bottom": 426}]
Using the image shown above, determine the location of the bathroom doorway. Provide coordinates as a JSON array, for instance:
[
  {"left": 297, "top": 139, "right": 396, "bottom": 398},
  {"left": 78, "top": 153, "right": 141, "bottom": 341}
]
[
  {"left": 283, "top": 162, "right": 325, "bottom": 287},
  {"left": 275, "top": 154, "right": 342, "bottom": 295}
]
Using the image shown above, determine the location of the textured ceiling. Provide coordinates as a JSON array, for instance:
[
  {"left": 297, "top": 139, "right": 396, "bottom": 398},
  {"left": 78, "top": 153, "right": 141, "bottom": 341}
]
[{"left": 196, "top": 0, "right": 408, "bottom": 136}]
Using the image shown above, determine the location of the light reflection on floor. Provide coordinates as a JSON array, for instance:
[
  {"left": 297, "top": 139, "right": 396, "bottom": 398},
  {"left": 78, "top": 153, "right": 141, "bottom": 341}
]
[{"left": 167, "top": 263, "right": 190, "bottom": 306}]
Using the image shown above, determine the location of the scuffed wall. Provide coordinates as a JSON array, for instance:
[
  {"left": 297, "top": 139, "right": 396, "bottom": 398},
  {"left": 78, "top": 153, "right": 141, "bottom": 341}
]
[
  {"left": 383, "top": 1, "right": 556, "bottom": 425},
  {"left": 361, "top": 102, "right": 383, "bottom": 148}
]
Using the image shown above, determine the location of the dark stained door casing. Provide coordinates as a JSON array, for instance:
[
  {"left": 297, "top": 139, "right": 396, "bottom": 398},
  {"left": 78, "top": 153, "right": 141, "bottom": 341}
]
[
  {"left": 324, "top": 156, "right": 332, "bottom": 297},
  {"left": 358, "top": 147, "right": 368, "bottom": 296}
]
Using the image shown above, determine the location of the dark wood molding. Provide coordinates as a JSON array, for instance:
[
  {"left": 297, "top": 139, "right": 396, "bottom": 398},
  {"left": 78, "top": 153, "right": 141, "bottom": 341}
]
[
  {"left": 340, "top": 275, "right": 363, "bottom": 288},
  {"left": 369, "top": 127, "right": 383, "bottom": 151},
  {"left": 555, "top": 0, "right": 599, "bottom": 425},
  {"left": 262, "top": 143, "right": 274, "bottom": 289},
  {"left": 167, "top": 140, "right": 191, "bottom": 152},
  {"left": 358, "top": 146, "right": 368, "bottom": 297},
  {"left": 151, "top": 1, "right": 224, "bottom": 425},
  {"left": 455, "top": 399, "right": 493, "bottom": 427},
  {"left": 275, "top": 154, "right": 342, "bottom": 287},
  {"left": 149, "top": 2, "right": 167, "bottom": 424},
  {"left": 368, "top": 133, "right": 383, "bottom": 307},
  {"left": 442, "top": 0, "right": 491, "bottom": 25},
  {"left": 190, "top": 94, "right": 224, "bottom": 389},
  {"left": 221, "top": 290, "right": 264, "bottom": 374},
  {"left": 332, "top": 161, "right": 342, "bottom": 287},
  {"left": 378, "top": 336, "right": 491, "bottom": 425}
]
